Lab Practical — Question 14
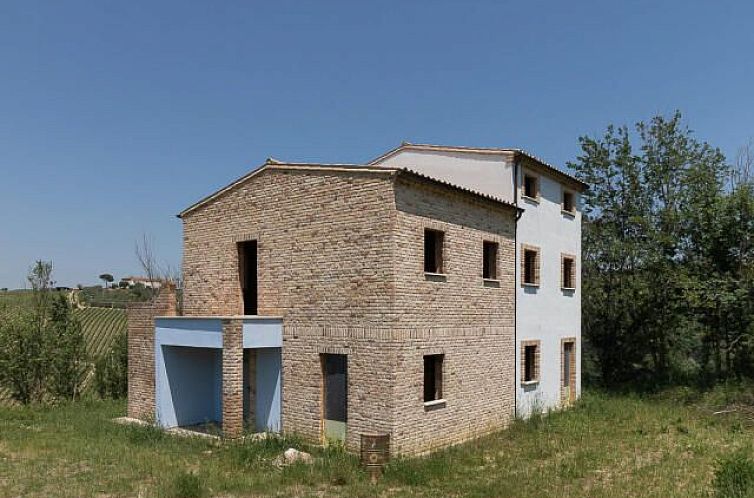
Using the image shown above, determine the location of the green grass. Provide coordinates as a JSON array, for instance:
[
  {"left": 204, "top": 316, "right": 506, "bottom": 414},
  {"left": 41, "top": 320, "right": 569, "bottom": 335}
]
[{"left": 1, "top": 387, "right": 753, "bottom": 497}]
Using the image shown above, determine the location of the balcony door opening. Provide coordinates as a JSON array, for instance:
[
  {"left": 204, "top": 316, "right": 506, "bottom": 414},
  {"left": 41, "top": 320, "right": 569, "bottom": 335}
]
[{"left": 238, "top": 240, "right": 258, "bottom": 315}]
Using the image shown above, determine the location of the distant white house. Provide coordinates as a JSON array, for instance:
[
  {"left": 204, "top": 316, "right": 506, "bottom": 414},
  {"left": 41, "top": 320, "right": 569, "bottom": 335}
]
[{"left": 120, "top": 276, "right": 163, "bottom": 289}]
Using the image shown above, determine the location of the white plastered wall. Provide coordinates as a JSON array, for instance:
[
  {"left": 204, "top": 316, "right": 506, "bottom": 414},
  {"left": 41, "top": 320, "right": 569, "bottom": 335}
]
[
  {"left": 515, "top": 167, "right": 581, "bottom": 417},
  {"left": 370, "top": 149, "right": 515, "bottom": 202}
]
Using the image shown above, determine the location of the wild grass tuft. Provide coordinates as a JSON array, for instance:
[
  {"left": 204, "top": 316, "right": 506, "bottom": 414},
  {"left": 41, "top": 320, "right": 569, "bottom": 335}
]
[
  {"left": 121, "top": 421, "right": 166, "bottom": 445},
  {"left": 714, "top": 450, "right": 754, "bottom": 498},
  {"left": 224, "top": 432, "right": 302, "bottom": 468},
  {"left": 169, "top": 471, "right": 203, "bottom": 498}
]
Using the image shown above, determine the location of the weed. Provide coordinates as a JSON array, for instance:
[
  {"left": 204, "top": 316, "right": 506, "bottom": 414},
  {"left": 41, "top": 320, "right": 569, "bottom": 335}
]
[
  {"left": 123, "top": 422, "right": 165, "bottom": 445},
  {"left": 170, "top": 471, "right": 203, "bottom": 498},
  {"left": 713, "top": 450, "right": 754, "bottom": 498},
  {"left": 225, "top": 433, "right": 301, "bottom": 468}
]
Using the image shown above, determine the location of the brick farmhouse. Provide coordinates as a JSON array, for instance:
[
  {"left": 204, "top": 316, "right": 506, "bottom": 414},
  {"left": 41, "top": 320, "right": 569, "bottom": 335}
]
[{"left": 127, "top": 143, "right": 587, "bottom": 456}]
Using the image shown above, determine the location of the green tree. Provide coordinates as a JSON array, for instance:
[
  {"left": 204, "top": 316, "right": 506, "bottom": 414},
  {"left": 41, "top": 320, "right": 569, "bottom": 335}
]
[
  {"left": 569, "top": 111, "right": 750, "bottom": 387},
  {"left": 0, "top": 306, "right": 44, "bottom": 404},
  {"left": 47, "top": 294, "right": 87, "bottom": 400},
  {"left": 0, "top": 261, "right": 89, "bottom": 403},
  {"left": 99, "top": 273, "right": 114, "bottom": 289}
]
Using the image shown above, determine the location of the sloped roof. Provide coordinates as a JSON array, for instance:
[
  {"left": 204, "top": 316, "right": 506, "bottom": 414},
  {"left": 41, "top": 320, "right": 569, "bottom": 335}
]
[
  {"left": 369, "top": 142, "right": 588, "bottom": 191},
  {"left": 178, "top": 160, "right": 520, "bottom": 218}
]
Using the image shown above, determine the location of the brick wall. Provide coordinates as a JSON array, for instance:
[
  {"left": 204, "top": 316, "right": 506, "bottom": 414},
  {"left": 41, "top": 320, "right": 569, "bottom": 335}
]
[
  {"left": 391, "top": 328, "right": 514, "bottom": 455},
  {"left": 127, "top": 286, "right": 177, "bottom": 419},
  {"left": 282, "top": 327, "right": 396, "bottom": 450},
  {"left": 389, "top": 176, "right": 516, "bottom": 454},
  {"left": 181, "top": 167, "right": 398, "bottom": 325},
  {"left": 392, "top": 175, "right": 516, "bottom": 328},
  {"left": 179, "top": 165, "right": 517, "bottom": 455}
]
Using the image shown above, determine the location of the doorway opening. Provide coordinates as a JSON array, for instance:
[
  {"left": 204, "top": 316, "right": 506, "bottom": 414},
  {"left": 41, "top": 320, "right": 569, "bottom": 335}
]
[
  {"left": 238, "top": 241, "right": 257, "bottom": 315},
  {"left": 561, "top": 339, "right": 576, "bottom": 405},
  {"left": 321, "top": 353, "right": 347, "bottom": 443}
]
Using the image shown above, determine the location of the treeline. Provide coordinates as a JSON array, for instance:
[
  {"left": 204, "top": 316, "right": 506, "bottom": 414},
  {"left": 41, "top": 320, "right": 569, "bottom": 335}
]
[{"left": 572, "top": 111, "right": 754, "bottom": 388}]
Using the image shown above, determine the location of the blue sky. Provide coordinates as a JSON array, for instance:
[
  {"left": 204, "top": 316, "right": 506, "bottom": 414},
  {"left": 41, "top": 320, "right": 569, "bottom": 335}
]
[{"left": 1, "top": 1, "right": 753, "bottom": 288}]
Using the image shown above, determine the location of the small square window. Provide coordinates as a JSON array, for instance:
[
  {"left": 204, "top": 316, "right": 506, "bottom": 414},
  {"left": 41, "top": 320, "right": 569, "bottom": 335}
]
[
  {"left": 563, "top": 191, "right": 575, "bottom": 213},
  {"left": 423, "top": 354, "right": 444, "bottom": 402},
  {"left": 522, "top": 342, "right": 539, "bottom": 383},
  {"left": 523, "top": 174, "right": 539, "bottom": 199},
  {"left": 562, "top": 255, "right": 576, "bottom": 289},
  {"left": 522, "top": 247, "right": 539, "bottom": 286},
  {"left": 424, "top": 229, "right": 444, "bottom": 274},
  {"left": 483, "top": 241, "right": 498, "bottom": 280}
]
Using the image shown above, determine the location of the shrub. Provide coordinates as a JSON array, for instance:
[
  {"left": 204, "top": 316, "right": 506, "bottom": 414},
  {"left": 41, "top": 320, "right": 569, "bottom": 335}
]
[
  {"left": 94, "top": 332, "right": 128, "bottom": 399},
  {"left": 714, "top": 450, "right": 754, "bottom": 498},
  {"left": 0, "top": 307, "right": 46, "bottom": 403}
]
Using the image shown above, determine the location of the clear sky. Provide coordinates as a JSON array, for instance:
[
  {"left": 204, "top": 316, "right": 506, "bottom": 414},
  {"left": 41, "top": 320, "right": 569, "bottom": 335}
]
[{"left": 1, "top": 1, "right": 753, "bottom": 288}]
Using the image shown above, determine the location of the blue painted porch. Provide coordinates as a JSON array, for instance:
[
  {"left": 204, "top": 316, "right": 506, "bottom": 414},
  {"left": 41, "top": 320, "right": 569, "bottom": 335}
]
[{"left": 153, "top": 316, "right": 283, "bottom": 434}]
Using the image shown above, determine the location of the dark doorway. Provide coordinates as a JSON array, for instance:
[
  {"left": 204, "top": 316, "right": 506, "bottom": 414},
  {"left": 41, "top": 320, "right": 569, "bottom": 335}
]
[
  {"left": 238, "top": 241, "right": 258, "bottom": 315},
  {"left": 321, "top": 354, "right": 347, "bottom": 441}
]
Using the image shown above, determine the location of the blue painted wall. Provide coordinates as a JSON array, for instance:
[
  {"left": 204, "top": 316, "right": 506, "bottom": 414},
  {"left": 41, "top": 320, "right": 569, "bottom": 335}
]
[
  {"left": 154, "top": 317, "right": 283, "bottom": 431},
  {"left": 242, "top": 319, "right": 283, "bottom": 349},
  {"left": 158, "top": 346, "right": 222, "bottom": 427},
  {"left": 256, "top": 348, "right": 282, "bottom": 432}
]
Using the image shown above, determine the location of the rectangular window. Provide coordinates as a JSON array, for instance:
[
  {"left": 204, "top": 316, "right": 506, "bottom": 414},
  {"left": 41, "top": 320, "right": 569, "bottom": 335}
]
[
  {"left": 522, "top": 341, "right": 540, "bottom": 383},
  {"left": 523, "top": 174, "right": 539, "bottom": 199},
  {"left": 423, "top": 354, "right": 444, "bottom": 402},
  {"left": 483, "top": 241, "right": 498, "bottom": 280},
  {"left": 522, "top": 246, "right": 540, "bottom": 286},
  {"left": 563, "top": 190, "right": 575, "bottom": 213},
  {"left": 424, "top": 229, "right": 444, "bottom": 274},
  {"left": 562, "top": 255, "right": 576, "bottom": 289}
]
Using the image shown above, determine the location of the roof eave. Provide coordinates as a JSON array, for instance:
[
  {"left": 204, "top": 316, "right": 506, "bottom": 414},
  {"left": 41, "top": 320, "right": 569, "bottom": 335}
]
[
  {"left": 177, "top": 162, "right": 400, "bottom": 218},
  {"left": 395, "top": 168, "right": 522, "bottom": 213},
  {"left": 512, "top": 150, "right": 589, "bottom": 191},
  {"left": 369, "top": 142, "right": 588, "bottom": 192}
]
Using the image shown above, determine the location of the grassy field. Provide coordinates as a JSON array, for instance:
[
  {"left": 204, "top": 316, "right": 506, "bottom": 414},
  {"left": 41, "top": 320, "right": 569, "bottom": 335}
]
[
  {"left": 0, "top": 289, "right": 62, "bottom": 307},
  {"left": 1, "top": 386, "right": 753, "bottom": 498}
]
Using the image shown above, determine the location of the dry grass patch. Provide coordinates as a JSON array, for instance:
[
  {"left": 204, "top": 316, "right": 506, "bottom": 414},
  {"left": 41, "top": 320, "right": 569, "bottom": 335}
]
[{"left": 0, "top": 387, "right": 753, "bottom": 497}]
